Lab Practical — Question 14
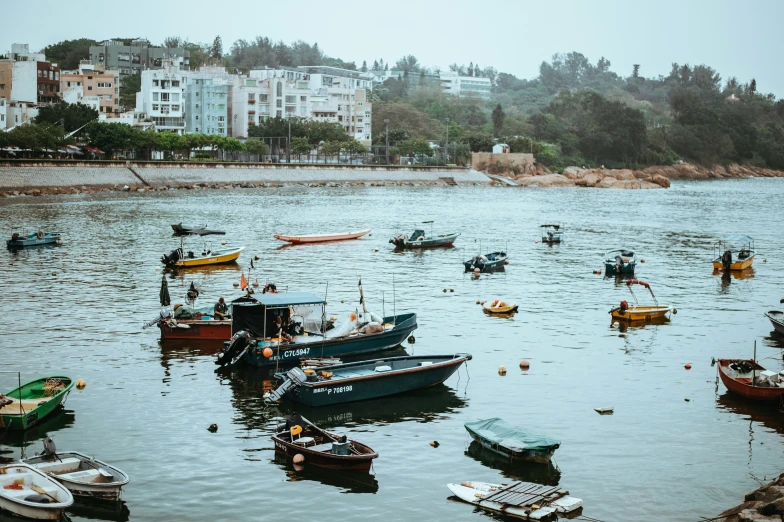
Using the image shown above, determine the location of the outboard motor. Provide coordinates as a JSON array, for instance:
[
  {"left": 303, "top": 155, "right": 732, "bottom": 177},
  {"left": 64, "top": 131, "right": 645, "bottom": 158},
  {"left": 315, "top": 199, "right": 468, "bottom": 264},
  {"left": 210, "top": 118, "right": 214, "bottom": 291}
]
[
  {"left": 721, "top": 250, "right": 732, "bottom": 271},
  {"left": 215, "top": 331, "right": 251, "bottom": 367},
  {"left": 161, "top": 248, "right": 183, "bottom": 266}
]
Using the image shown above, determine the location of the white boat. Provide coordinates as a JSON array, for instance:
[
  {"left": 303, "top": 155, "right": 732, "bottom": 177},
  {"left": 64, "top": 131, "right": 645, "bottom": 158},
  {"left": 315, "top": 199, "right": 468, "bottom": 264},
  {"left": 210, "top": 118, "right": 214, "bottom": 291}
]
[
  {"left": 0, "top": 464, "right": 73, "bottom": 520},
  {"left": 448, "top": 480, "right": 582, "bottom": 521},
  {"left": 22, "top": 440, "right": 129, "bottom": 501},
  {"left": 273, "top": 229, "right": 371, "bottom": 244}
]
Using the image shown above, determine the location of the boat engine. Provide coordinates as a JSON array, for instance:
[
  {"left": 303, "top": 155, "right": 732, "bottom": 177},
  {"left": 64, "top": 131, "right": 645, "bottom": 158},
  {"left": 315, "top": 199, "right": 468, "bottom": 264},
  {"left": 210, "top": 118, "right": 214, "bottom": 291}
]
[
  {"left": 722, "top": 250, "right": 732, "bottom": 270},
  {"left": 161, "top": 248, "right": 183, "bottom": 266},
  {"left": 216, "top": 331, "right": 251, "bottom": 367}
]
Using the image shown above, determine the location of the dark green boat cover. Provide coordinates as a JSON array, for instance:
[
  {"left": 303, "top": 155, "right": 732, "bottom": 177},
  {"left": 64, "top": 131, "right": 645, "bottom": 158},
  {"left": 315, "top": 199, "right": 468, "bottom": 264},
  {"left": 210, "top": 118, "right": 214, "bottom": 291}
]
[{"left": 464, "top": 417, "right": 560, "bottom": 452}]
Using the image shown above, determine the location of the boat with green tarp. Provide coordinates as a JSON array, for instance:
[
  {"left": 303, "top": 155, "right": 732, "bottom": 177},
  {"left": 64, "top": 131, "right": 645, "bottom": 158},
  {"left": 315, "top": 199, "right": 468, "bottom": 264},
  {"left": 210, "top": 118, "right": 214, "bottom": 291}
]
[
  {"left": 0, "top": 377, "right": 74, "bottom": 431},
  {"left": 464, "top": 417, "right": 561, "bottom": 464}
]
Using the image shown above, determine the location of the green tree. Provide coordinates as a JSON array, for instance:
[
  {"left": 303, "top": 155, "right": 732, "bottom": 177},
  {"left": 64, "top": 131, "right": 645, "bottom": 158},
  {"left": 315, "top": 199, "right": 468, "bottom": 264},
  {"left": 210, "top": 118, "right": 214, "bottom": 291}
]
[
  {"left": 35, "top": 103, "right": 99, "bottom": 133},
  {"left": 491, "top": 103, "right": 505, "bottom": 137}
]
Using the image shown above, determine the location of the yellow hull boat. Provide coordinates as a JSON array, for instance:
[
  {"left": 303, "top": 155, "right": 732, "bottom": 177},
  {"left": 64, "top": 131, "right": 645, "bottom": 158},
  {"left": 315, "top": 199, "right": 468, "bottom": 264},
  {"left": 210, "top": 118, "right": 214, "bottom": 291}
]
[{"left": 174, "top": 247, "right": 244, "bottom": 268}]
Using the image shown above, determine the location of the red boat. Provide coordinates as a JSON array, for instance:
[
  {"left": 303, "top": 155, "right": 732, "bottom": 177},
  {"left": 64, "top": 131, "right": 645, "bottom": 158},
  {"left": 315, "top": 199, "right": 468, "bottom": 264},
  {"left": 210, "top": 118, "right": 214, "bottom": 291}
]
[
  {"left": 718, "top": 359, "right": 784, "bottom": 401},
  {"left": 159, "top": 318, "right": 231, "bottom": 341}
]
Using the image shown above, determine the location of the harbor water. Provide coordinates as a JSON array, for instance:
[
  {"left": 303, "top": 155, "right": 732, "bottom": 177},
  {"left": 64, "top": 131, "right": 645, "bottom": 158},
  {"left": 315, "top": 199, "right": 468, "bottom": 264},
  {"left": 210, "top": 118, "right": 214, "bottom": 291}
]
[{"left": 1, "top": 179, "right": 784, "bottom": 521}]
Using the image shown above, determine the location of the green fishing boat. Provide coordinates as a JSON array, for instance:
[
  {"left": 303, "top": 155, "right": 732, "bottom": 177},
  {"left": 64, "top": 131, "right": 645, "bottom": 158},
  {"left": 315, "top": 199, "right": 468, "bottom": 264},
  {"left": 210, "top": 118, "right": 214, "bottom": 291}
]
[{"left": 0, "top": 377, "right": 73, "bottom": 431}]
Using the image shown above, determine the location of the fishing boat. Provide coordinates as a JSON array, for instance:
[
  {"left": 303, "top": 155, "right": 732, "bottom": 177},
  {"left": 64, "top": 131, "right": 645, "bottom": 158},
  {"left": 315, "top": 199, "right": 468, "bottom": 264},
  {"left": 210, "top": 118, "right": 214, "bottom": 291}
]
[
  {"left": 390, "top": 221, "right": 459, "bottom": 249},
  {"left": 271, "top": 414, "right": 378, "bottom": 472},
  {"left": 718, "top": 358, "right": 784, "bottom": 402},
  {"left": 264, "top": 353, "right": 471, "bottom": 406},
  {"left": 0, "top": 377, "right": 73, "bottom": 431},
  {"left": 0, "top": 464, "right": 73, "bottom": 520},
  {"left": 766, "top": 302, "right": 784, "bottom": 335},
  {"left": 273, "top": 229, "right": 371, "bottom": 244},
  {"left": 171, "top": 223, "right": 226, "bottom": 236},
  {"left": 6, "top": 228, "right": 61, "bottom": 249},
  {"left": 483, "top": 300, "right": 518, "bottom": 314},
  {"left": 604, "top": 249, "right": 636, "bottom": 275},
  {"left": 713, "top": 235, "right": 755, "bottom": 271},
  {"left": 609, "top": 279, "right": 672, "bottom": 322},
  {"left": 217, "top": 288, "right": 417, "bottom": 369},
  {"left": 464, "top": 418, "right": 561, "bottom": 464},
  {"left": 161, "top": 244, "right": 244, "bottom": 268},
  {"left": 464, "top": 252, "right": 508, "bottom": 272},
  {"left": 22, "top": 438, "right": 130, "bottom": 502},
  {"left": 540, "top": 224, "right": 563, "bottom": 244},
  {"left": 448, "top": 480, "right": 583, "bottom": 521}
]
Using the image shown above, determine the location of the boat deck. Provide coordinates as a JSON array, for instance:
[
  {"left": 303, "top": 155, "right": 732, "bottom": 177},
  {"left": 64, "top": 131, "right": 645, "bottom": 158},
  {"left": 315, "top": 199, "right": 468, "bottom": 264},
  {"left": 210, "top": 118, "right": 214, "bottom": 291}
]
[{"left": 482, "top": 481, "right": 568, "bottom": 507}]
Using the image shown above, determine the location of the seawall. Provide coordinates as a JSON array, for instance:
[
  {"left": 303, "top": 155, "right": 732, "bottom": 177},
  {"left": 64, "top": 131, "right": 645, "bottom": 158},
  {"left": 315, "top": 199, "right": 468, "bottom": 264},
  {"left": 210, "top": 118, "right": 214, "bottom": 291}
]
[{"left": 0, "top": 160, "right": 489, "bottom": 194}]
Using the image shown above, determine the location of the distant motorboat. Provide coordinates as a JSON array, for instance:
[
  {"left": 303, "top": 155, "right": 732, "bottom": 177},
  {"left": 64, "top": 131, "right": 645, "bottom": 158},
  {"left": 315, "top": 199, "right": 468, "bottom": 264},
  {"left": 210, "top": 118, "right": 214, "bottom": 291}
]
[{"left": 273, "top": 229, "right": 371, "bottom": 244}]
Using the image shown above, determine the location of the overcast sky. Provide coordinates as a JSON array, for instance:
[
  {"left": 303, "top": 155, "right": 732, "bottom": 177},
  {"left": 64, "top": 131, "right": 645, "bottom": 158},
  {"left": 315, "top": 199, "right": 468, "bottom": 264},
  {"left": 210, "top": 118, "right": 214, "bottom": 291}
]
[{"left": 5, "top": 0, "right": 784, "bottom": 97}]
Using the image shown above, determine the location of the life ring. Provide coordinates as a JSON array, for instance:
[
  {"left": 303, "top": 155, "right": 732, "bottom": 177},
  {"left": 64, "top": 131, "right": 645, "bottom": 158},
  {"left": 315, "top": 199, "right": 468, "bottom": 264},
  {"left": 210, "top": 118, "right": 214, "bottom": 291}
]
[{"left": 37, "top": 230, "right": 44, "bottom": 240}]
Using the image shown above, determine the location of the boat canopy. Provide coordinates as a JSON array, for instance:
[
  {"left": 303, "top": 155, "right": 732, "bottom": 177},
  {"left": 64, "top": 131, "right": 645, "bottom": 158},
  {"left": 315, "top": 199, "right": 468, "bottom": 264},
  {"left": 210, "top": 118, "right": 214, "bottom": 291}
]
[{"left": 465, "top": 418, "right": 560, "bottom": 452}]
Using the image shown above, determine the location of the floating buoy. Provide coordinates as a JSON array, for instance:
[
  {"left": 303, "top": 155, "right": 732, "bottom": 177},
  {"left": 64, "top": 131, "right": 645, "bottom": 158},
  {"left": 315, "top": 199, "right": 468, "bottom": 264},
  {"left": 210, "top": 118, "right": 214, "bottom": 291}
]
[
  {"left": 208, "top": 424, "right": 218, "bottom": 433},
  {"left": 408, "top": 335, "right": 416, "bottom": 344},
  {"left": 430, "top": 441, "right": 440, "bottom": 448},
  {"left": 263, "top": 347, "right": 273, "bottom": 358},
  {"left": 233, "top": 282, "right": 239, "bottom": 288},
  {"left": 520, "top": 360, "right": 530, "bottom": 370},
  {"left": 293, "top": 454, "right": 305, "bottom": 464},
  {"left": 498, "top": 365, "right": 507, "bottom": 376},
  {"left": 75, "top": 379, "right": 86, "bottom": 390},
  {"left": 684, "top": 363, "right": 692, "bottom": 370}
]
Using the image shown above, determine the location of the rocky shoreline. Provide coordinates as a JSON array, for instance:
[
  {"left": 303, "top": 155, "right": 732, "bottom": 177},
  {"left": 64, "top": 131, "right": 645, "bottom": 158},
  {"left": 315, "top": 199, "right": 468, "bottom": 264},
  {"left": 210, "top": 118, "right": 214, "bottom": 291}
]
[{"left": 718, "top": 472, "right": 784, "bottom": 521}]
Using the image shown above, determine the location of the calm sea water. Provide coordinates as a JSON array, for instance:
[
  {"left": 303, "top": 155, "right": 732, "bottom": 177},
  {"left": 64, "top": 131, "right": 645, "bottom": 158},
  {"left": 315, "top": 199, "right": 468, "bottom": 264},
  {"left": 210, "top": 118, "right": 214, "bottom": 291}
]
[{"left": 1, "top": 179, "right": 783, "bottom": 522}]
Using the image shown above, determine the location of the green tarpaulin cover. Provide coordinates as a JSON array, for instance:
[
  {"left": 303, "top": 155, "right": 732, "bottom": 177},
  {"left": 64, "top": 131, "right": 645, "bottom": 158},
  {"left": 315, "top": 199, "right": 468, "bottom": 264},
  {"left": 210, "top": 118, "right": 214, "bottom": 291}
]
[{"left": 464, "top": 417, "right": 560, "bottom": 452}]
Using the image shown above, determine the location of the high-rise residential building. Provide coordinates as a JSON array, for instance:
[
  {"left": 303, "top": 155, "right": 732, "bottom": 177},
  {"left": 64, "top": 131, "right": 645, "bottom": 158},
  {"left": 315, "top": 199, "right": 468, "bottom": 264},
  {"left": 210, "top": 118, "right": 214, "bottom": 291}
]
[
  {"left": 61, "top": 61, "right": 120, "bottom": 114},
  {"left": 89, "top": 40, "right": 189, "bottom": 82},
  {"left": 136, "top": 60, "right": 186, "bottom": 134},
  {"left": 184, "top": 67, "right": 230, "bottom": 135}
]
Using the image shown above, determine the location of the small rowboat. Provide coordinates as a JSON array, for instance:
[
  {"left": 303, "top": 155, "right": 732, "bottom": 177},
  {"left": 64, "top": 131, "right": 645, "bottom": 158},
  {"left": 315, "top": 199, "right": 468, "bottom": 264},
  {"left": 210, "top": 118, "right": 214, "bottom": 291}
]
[
  {"left": 274, "top": 229, "right": 371, "bottom": 244},
  {"left": 766, "top": 309, "right": 784, "bottom": 335},
  {"left": 448, "top": 480, "right": 583, "bottom": 521},
  {"left": 0, "top": 464, "right": 73, "bottom": 520},
  {"left": 604, "top": 249, "right": 636, "bottom": 275},
  {"left": 718, "top": 358, "right": 784, "bottom": 401},
  {"left": 464, "top": 252, "right": 507, "bottom": 272},
  {"left": 161, "top": 246, "right": 244, "bottom": 268},
  {"left": 271, "top": 414, "right": 378, "bottom": 472},
  {"left": 22, "top": 438, "right": 130, "bottom": 502},
  {"left": 7, "top": 228, "right": 61, "bottom": 249},
  {"left": 610, "top": 279, "right": 672, "bottom": 322},
  {"left": 483, "top": 300, "right": 518, "bottom": 314},
  {"left": 0, "top": 377, "right": 73, "bottom": 431},
  {"left": 713, "top": 235, "right": 755, "bottom": 271},
  {"left": 464, "top": 418, "right": 560, "bottom": 464}
]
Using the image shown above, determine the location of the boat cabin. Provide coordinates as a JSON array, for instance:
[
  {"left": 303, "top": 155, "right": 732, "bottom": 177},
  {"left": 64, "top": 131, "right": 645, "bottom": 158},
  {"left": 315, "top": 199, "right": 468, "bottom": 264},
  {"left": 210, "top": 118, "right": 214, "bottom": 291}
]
[{"left": 232, "top": 292, "right": 326, "bottom": 339}]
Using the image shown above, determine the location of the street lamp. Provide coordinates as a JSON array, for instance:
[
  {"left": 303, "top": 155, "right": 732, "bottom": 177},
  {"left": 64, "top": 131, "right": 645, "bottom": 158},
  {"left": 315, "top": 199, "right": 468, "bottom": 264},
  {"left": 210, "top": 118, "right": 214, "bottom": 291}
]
[
  {"left": 444, "top": 118, "right": 449, "bottom": 165},
  {"left": 384, "top": 119, "right": 389, "bottom": 165}
]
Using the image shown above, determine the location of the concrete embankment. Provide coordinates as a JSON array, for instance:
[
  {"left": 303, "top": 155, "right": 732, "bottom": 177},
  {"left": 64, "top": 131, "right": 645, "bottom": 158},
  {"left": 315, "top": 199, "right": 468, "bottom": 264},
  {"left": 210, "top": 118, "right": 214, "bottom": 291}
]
[
  {"left": 717, "top": 472, "right": 784, "bottom": 521},
  {"left": 0, "top": 161, "right": 490, "bottom": 195}
]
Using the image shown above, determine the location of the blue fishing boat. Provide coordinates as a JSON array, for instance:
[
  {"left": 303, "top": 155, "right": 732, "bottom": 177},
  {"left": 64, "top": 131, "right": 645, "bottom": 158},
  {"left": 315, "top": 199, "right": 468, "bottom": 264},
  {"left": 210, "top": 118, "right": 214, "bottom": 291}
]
[
  {"left": 216, "top": 291, "right": 417, "bottom": 369},
  {"left": 7, "top": 227, "right": 61, "bottom": 249},
  {"left": 264, "top": 353, "right": 471, "bottom": 406},
  {"left": 604, "top": 249, "right": 636, "bottom": 275}
]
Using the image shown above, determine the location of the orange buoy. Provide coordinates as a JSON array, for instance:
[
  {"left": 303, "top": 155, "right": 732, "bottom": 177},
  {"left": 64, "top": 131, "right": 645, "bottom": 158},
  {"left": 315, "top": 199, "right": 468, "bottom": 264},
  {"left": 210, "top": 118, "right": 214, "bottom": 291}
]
[
  {"left": 520, "top": 360, "right": 530, "bottom": 370},
  {"left": 263, "top": 347, "right": 273, "bottom": 358},
  {"left": 684, "top": 363, "right": 692, "bottom": 370}
]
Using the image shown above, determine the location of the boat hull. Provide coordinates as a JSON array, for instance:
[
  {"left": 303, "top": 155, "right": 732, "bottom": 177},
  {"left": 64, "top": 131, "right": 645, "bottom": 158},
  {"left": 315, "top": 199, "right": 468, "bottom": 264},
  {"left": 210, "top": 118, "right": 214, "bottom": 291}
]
[
  {"left": 610, "top": 305, "right": 670, "bottom": 322},
  {"left": 718, "top": 359, "right": 784, "bottom": 401},
  {"left": 285, "top": 355, "right": 468, "bottom": 406},
  {"left": 274, "top": 229, "right": 371, "bottom": 244},
  {"left": 713, "top": 254, "right": 755, "bottom": 271},
  {"left": 0, "top": 377, "right": 73, "bottom": 431},
  {"left": 271, "top": 435, "right": 376, "bottom": 472},
  {"left": 243, "top": 313, "right": 417, "bottom": 368},
  {"left": 159, "top": 320, "right": 232, "bottom": 340},
  {"left": 767, "top": 311, "right": 784, "bottom": 335}
]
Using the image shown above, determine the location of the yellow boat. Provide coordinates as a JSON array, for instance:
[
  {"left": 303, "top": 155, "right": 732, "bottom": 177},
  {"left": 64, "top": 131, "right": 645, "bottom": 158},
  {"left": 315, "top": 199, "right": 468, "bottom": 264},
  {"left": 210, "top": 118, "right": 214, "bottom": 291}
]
[
  {"left": 483, "top": 300, "right": 519, "bottom": 314},
  {"left": 609, "top": 279, "right": 672, "bottom": 323},
  {"left": 712, "top": 235, "right": 755, "bottom": 271},
  {"left": 162, "top": 246, "right": 244, "bottom": 268}
]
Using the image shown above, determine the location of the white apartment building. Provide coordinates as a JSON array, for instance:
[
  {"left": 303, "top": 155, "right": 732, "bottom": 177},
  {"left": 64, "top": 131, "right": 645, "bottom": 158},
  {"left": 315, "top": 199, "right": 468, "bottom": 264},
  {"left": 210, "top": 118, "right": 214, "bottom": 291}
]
[{"left": 136, "top": 60, "right": 186, "bottom": 133}]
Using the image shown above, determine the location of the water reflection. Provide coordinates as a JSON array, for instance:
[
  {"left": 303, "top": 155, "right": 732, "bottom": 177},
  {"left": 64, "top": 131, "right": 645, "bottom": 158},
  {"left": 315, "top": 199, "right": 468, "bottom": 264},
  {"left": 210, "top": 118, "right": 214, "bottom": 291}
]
[
  {"left": 272, "top": 454, "right": 379, "bottom": 493},
  {"left": 464, "top": 441, "right": 561, "bottom": 485}
]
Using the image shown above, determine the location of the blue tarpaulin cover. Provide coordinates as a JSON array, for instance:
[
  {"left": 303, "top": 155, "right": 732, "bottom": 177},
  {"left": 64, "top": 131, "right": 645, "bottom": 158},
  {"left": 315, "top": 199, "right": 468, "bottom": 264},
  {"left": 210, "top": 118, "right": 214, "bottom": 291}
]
[{"left": 464, "top": 417, "right": 561, "bottom": 452}]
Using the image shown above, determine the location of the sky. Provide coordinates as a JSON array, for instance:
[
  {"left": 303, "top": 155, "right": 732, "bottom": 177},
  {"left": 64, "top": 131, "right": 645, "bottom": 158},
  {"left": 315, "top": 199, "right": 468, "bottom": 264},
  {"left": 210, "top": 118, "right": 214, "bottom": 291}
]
[{"left": 4, "top": 0, "right": 784, "bottom": 97}]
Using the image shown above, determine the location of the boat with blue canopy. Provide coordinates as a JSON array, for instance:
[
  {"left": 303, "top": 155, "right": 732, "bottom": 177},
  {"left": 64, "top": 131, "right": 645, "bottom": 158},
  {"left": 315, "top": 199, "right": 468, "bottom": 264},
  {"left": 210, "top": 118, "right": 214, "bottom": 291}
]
[
  {"left": 464, "top": 417, "right": 561, "bottom": 464},
  {"left": 713, "top": 234, "right": 755, "bottom": 271},
  {"left": 216, "top": 285, "right": 417, "bottom": 369},
  {"left": 7, "top": 227, "right": 61, "bottom": 249}
]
